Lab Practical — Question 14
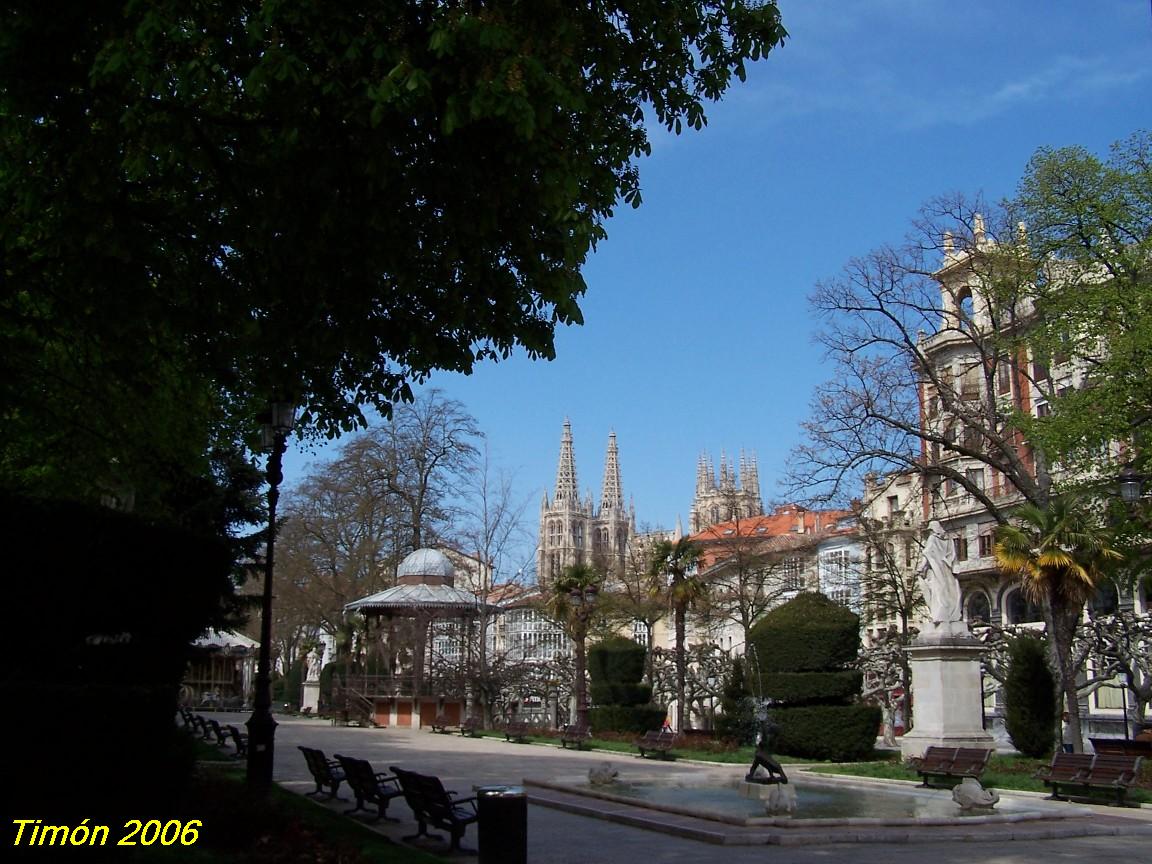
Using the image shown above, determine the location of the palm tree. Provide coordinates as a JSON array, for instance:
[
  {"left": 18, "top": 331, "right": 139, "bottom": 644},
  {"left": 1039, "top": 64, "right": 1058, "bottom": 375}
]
[
  {"left": 994, "top": 497, "right": 1122, "bottom": 752},
  {"left": 548, "top": 563, "right": 603, "bottom": 728},
  {"left": 648, "top": 538, "right": 705, "bottom": 732}
]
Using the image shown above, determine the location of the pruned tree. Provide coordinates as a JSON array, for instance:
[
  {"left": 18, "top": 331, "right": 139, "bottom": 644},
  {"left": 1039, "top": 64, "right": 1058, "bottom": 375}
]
[
  {"left": 856, "top": 633, "right": 907, "bottom": 747},
  {"left": 1075, "top": 609, "right": 1152, "bottom": 730}
]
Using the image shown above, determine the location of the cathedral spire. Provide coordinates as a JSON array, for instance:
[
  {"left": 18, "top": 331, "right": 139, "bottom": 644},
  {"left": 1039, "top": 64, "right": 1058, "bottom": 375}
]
[
  {"left": 554, "top": 418, "right": 578, "bottom": 506},
  {"left": 601, "top": 430, "right": 623, "bottom": 511},
  {"left": 744, "top": 451, "right": 761, "bottom": 501},
  {"left": 696, "top": 453, "right": 710, "bottom": 495}
]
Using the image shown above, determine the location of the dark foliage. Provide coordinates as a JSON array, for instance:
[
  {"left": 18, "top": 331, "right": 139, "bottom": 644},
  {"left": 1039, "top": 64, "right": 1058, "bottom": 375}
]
[
  {"left": 760, "top": 670, "right": 863, "bottom": 705},
  {"left": 589, "top": 704, "right": 668, "bottom": 735},
  {"left": 3, "top": 495, "right": 234, "bottom": 823},
  {"left": 1003, "top": 633, "right": 1057, "bottom": 758},
  {"left": 748, "top": 592, "right": 860, "bottom": 672},
  {"left": 587, "top": 635, "right": 663, "bottom": 731}
]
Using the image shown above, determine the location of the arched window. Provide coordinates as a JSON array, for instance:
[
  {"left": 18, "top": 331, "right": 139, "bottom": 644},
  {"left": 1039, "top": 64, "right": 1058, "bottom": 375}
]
[
  {"left": 1005, "top": 589, "right": 1042, "bottom": 624},
  {"left": 957, "top": 287, "right": 975, "bottom": 322},
  {"left": 1090, "top": 579, "right": 1119, "bottom": 616},
  {"left": 966, "top": 592, "right": 990, "bottom": 624}
]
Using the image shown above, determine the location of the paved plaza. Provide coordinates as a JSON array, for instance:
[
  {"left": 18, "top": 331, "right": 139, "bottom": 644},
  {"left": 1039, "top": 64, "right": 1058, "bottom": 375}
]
[{"left": 212, "top": 713, "right": 1152, "bottom": 863}]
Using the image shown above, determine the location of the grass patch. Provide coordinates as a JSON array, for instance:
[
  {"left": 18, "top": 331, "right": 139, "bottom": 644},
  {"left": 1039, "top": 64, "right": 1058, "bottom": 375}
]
[{"left": 807, "top": 754, "right": 1152, "bottom": 804}]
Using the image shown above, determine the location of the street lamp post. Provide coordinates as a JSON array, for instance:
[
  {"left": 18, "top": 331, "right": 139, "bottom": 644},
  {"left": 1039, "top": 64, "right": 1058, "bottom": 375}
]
[
  {"left": 568, "top": 584, "right": 599, "bottom": 728},
  {"left": 247, "top": 401, "right": 295, "bottom": 789}
]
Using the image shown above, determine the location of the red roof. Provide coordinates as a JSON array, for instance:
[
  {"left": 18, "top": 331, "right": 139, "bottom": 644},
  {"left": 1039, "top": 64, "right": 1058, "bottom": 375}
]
[{"left": 688, "top": 505, "right": 856, "bottom": 569}]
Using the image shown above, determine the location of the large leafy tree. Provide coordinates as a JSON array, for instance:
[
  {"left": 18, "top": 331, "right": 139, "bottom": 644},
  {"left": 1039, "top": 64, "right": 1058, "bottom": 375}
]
[
  {"left": 1010, "top": 131, "right": 1152, "bottom": 477},
  {"left": 1, "top": 1, "right": 787, "bottom": 506},
  {"left": 993, "top": 498, "right": 1122, "bottom": 752}
]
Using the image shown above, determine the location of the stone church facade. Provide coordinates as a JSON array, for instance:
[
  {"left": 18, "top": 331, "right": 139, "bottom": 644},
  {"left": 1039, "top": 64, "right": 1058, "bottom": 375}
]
[
  {"left": 537, "top": 420, "right": 635, "bottom": 586},
  {"left": 688, "top": 450, "right": 763, "bottom": 534}
]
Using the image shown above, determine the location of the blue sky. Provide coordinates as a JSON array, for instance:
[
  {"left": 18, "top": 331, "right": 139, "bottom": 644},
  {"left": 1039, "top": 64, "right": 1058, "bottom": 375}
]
[{"left": 284, "top": 1, "right": 1151, "bottom": 572}]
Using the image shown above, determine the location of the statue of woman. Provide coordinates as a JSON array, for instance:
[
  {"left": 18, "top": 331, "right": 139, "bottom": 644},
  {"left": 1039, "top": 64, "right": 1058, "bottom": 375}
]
[{"left": 917, "top": 520, "right": 961, "bottom": 623}]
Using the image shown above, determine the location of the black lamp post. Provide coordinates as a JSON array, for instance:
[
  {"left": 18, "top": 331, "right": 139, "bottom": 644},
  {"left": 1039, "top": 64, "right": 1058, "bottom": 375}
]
[
  {"left": 568, "top": 584, "right": 599, "bottom": 728},
  {"left": 247, "top": 401, "right": 296, "bottom": 789}
]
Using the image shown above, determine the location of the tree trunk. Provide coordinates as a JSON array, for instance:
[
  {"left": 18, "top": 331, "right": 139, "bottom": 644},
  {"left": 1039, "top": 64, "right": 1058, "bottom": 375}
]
[
  {"left": 1046, "top": 595, "right": 1084, "bottom": 753},
  {"left": 675, "top": 604, "right": 687, "bottom": 732},
  {"left": 574, "top": 627, "right": 588, "bottom": 728}
]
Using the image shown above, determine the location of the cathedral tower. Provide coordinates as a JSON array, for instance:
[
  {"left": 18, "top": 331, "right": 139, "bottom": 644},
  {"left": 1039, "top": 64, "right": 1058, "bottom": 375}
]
[
  {"left": 689, "top": 448, "right": 764, "bottom": 533},
  {"left": 538, "top": 422, "right": 634, "bottom": 585}
]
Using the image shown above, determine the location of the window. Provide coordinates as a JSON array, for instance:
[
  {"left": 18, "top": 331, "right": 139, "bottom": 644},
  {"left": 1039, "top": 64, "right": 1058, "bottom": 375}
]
[
  {"left": 886, "top": 495, "right": 899, "bottom": 518},
  {"left": 965, "top": 467, "right": 985, "bottom": 491},
  {"left": 953, "top": 536, "right": 968, "bottom": 562},
  {"left": 997, "top": 361, "right": 1013, "bottom": 396},
  {"left": 1032, "top": 360, "right": 1050, "bottom": 382},
  {"left": 1035, "top": 402, "right": 1050, "bottom": 418},
  {"left": 966, "top": 593, "right": 990, "bottom": 624},
  {"left": 904, "top": 539, "right": 915, "bottom": 568},
  {"left": 631, "top": 619, "right": 650, "bottom": 647},
  {"left": 978, "top": 533, "right": 994, "bottom": 558},
  {"left": 781, "top": 557, "right": 804, "bottom": 591},
  {"left": 1005, "top": 590, "right": 1043, "bottom": 624}
]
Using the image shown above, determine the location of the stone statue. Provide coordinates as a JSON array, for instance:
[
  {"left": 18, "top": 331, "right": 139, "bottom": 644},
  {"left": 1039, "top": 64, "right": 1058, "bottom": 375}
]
[
  {"left": 588, "top": 762, "right": 618, "bottom": 786},
  {"left": 746, "top": 719, "right": 788, "bottom": 785},
  {"left": 917, "top": 520, "right": 961, "bottom": 623},
  {"left": 952, "top": 777, "right": 999, "bottom": 810}
]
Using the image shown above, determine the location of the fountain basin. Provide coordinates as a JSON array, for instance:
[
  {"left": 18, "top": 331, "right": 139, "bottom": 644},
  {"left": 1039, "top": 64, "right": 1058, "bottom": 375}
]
[{"left": 524, "top": 769, "right": 1086, "bottom": 828}]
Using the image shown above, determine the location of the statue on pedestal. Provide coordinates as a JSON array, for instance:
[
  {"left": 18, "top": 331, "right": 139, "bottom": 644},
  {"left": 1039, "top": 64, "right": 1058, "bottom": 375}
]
[{"left": 917, "top": 520, "right": 961, "bottom": 624}]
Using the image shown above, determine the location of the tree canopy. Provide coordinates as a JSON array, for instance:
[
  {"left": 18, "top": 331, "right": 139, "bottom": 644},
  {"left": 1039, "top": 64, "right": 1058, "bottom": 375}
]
[{"left": 1, "top": 1, "right": 787, "bottom": 508}]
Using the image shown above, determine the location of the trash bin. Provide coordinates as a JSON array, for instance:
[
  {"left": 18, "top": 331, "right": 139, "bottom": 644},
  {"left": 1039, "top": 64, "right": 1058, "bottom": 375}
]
[{"left": 476, "top": 784, "right": 527, "bottom": 864}]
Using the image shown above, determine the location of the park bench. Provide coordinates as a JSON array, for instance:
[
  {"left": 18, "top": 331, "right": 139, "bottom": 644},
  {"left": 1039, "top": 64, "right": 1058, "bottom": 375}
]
[
  {"left": 389, "top": 765, "right": 479, "bottom": 852},
  {"left": 178, "top": 707, "right": 195, "bottom": 730},
  {"left": 335, "top": 754, "right": 404, "bottom": 820},
  {"left": 1035, "top": 752, "right": 1144, "bottom": 805},
  {"left": 908, "top": 746, "right": 993, "bottom": 788},
  {"left": 298, "top": 746, "right": 346, "bottom": 799},
  {"left": 1090, "top": 737, "right": 1152, "bottom": 758},
  {"left": 560, "top": 722, "right": 592, "bottom": 750},
  {"left": 192, "top": 715, "right": 213, "bottom": 740},
  {"left": 634, "top": 729, "right": 678, "bottom": 759},
  {"left": 225, "top": 724, "right": 248, "bottom": 757},
  {"left": 459, "top": 716, "right": 482, "bottom": 737},
  {"left": 430, "top": 714, "right": 453, "bottom": 734},
  {"left": 206, "top": 718, "right": 230, "bottom": 748},
  {"left": 504, "top": 721, "right": 531, "bottom": 743}
]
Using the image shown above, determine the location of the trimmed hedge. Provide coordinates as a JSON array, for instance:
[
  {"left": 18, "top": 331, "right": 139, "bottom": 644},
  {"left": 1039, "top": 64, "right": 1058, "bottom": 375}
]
[
  {"left": 760, "top": 671, "right": 863, "bottom": 705},
  {"left": 589, "top": 704, "right": 666, "bottom": 735},
  {"left": 1004, "top": 634, "right": 1056, "bottom": 758},
  {"left": 589, "top": 636, "right": 646, "bottom": 685},
  {"left": 749, "top": 592, "right": 860, "bottom": 673},
  {"left": 590, "top": 682, "right": 653, "bottom": 707},
  {"left": 774, "top": 704, "right": 882, "bottom": 762}
]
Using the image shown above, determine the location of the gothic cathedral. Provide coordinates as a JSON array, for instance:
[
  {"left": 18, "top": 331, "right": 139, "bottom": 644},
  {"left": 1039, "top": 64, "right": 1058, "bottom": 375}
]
[
  {"left": 688, "top": 451, "right": 763, "bottom": 534},
  {"left": 537, "top": 420, "right": 635, "bottom": 585}
]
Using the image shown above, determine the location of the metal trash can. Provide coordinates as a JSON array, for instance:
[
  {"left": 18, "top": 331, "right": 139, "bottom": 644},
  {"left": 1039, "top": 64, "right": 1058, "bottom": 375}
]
[{"left": 476, "top": 784, "right": 527, "bottom": 864}]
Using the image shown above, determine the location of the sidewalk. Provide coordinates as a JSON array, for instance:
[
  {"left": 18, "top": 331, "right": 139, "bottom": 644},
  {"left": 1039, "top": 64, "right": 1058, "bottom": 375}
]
[{"left": 218, "top": 713, "right": 1152, "bottom": 863}]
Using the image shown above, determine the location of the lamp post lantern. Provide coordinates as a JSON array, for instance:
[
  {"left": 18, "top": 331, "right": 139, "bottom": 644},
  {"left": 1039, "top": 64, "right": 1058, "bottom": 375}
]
[{"left": 247, "top": 401, "right": 295, "bottom": 789}]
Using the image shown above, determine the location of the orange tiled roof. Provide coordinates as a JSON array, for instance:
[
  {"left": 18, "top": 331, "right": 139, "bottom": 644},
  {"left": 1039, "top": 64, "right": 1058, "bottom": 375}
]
[{"left": 688, "top": 505, "right": 856, "bottom": 569}]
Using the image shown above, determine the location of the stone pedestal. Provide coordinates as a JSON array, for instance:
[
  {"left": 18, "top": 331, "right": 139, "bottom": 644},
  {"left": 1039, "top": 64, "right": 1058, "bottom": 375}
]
[
  {"left": 301, "top": 681, "right": 321, "bottom": 714},
  {"left": 899, "top": 626, "right": 994, "bottom": 760}
]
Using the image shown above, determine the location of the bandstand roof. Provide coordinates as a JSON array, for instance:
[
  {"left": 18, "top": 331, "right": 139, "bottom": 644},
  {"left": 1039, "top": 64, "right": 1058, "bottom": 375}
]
[
  {"left": 193, "top": 629, "right": 259, "bottom": 652},
  {"left": 344, "top": 582, "right": 491, "bottom": 615}
]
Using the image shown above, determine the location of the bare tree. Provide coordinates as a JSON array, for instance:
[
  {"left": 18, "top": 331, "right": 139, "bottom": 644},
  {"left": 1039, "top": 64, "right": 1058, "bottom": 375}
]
[
  {"left": 453, "top": 443, "right": 533, "bottom": 722},
  {"left": 786, "top": 195, "right": 1054, "bottom": 516}
]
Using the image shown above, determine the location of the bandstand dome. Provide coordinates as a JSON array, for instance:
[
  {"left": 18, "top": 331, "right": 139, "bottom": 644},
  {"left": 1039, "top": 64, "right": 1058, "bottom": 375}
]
[
  {"left": 397, "top": 548, "right": 455, "bottom": 583},
  {"left": 344, "top": 547, "right": 490, "bottom": 615}
]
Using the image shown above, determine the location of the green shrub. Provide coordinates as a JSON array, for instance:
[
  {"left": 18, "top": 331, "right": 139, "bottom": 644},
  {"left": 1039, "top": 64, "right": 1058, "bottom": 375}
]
[
  {"left": 715, "top": 658, "right": 754, "bottom": 743},
  {"left": 749, "top": 592, "right": 860, "bottom": 673},
  {"left": 774, "top": 705, "right": 882, "bottom": 761},
  {"left": 589, "top": 704, "right": 666, "bottom": 735},
  {"left": 760, "top": 671, "right": 862, "bottom": 705},
  {"left": 1003, "top": 633, "right": 1056, "bottom": 758},
  {"left": 590, "top": 682, "right": 653, "bottom": 706},
  {"left": 589, "top": 636, "right": 647, "bottom": 685}
]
